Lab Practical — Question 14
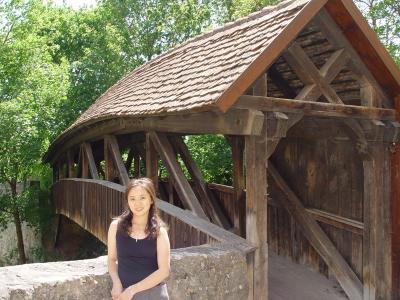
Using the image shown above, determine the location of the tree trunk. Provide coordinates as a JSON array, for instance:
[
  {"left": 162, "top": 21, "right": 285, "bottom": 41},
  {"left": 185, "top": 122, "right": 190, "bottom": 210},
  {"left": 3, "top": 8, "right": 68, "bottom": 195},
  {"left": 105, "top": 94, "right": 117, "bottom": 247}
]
[{"left": 10, "top": 180, "right": 26, "bottom": 264}]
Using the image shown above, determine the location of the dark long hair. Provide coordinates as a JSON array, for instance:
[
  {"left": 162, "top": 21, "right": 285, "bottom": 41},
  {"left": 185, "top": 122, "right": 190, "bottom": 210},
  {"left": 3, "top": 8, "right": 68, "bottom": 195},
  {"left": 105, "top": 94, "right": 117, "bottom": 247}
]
[{"left": 117, "top": 178, "right": 166, "bottom": 239}]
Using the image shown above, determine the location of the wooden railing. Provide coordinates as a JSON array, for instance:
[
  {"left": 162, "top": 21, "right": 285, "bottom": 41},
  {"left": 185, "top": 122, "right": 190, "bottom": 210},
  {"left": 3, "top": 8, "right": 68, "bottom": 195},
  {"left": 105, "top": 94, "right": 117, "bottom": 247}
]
[{"left": 52, "top": 178, "right": 255, "bottom": 254}]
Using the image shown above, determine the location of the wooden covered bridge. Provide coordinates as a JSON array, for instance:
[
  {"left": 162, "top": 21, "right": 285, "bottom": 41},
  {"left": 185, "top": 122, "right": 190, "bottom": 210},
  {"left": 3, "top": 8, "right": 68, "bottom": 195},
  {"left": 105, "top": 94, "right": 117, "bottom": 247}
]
[{"left": 44, "top": 0, "right": 400, "bottom": 299}]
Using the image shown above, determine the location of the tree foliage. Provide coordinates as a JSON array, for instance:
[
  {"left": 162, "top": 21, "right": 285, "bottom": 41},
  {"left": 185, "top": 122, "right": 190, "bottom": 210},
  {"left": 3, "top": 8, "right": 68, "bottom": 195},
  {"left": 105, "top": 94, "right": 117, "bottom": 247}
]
[{"left": 356, "top": 0, "right": 400, "bottom": 65}]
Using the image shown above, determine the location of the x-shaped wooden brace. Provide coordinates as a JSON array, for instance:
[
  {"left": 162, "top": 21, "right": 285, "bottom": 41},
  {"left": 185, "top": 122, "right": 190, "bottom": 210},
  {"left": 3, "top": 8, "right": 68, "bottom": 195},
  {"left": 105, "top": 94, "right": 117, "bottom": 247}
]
[
  {"left": 283, "top": 42, "right": 348, "bottom": 103},
  {"left": 283, "top": 42, "right": 371, "bottom": 157}
]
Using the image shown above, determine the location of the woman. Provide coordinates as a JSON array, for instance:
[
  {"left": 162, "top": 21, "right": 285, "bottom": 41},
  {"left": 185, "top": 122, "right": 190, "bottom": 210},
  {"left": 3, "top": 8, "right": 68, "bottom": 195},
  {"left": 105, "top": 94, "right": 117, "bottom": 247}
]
[{"left": 107, "top": 178, "right": 170, "bottom": 300}]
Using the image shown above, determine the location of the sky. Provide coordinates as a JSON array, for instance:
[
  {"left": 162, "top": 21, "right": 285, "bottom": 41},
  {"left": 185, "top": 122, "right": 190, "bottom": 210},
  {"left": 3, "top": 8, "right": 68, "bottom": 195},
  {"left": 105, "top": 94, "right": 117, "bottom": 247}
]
[{"left": 53, "top": 0, "right": 98, "bottom": 9}]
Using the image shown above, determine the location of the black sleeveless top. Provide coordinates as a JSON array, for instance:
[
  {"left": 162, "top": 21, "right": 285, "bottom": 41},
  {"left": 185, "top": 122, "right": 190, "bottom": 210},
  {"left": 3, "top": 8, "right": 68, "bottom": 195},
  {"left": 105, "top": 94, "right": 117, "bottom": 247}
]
[{"left": 116, "top": 229, "right": 158, "bottom": 289}]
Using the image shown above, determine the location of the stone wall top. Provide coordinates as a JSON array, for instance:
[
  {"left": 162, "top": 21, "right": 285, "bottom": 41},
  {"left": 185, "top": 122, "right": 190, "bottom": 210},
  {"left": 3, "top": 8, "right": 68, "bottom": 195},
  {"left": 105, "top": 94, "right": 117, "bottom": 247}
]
[{"left": 0, "top": 243, "right": 249, "bottom": 300}]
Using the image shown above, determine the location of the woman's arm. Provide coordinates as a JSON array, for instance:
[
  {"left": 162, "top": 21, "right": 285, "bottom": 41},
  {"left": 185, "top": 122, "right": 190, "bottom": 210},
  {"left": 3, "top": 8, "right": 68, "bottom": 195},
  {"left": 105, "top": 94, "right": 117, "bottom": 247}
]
[
  {"left": 120, "top": 227, "right": 171, "bottom": 299},
  {"left": 107, "top": 219, "right": 123, "bottom": 299}
]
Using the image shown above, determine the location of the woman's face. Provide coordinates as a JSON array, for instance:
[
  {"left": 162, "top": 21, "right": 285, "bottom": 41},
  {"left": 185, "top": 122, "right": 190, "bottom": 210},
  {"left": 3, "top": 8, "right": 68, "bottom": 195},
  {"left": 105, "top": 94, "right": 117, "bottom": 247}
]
[{"left": 127, "top": 186, "right": 153, "bottom": 217}]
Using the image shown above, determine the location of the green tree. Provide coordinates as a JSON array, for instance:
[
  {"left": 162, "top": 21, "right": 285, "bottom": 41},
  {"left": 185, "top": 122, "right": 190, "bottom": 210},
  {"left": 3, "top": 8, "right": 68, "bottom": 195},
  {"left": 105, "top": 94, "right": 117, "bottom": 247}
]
[
  {"left": 0, "top": 0, "right": 69, "bottom": 263},
  {"left": 186, "top": 135, "right": 232, "bottom": 185},
  {"left": 355, "top": 0, "right": 400, "bottom": 65}
]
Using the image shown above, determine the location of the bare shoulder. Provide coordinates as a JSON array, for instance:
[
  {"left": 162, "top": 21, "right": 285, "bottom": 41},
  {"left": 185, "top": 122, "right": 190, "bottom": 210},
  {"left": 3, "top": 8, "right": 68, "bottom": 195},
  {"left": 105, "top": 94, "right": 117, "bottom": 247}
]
[
  {"left": 109, "top": 218, "right": 119, "bottom": 231},
  {"left": 158, "top": 226, "right": 169, "bottom": 239}
]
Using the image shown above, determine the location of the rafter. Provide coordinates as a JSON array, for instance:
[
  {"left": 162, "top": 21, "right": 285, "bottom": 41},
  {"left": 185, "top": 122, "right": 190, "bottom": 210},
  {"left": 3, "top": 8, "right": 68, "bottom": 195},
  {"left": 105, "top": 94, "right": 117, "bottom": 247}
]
[
  {"left": 283, "top": 42, "right": 346, "bottom": 103},
  {"left": 312, "top": 8, "right": 391, "bottom": 108},
  {"left": 268, "top": 65, "right": 297, "bottom": 99}
]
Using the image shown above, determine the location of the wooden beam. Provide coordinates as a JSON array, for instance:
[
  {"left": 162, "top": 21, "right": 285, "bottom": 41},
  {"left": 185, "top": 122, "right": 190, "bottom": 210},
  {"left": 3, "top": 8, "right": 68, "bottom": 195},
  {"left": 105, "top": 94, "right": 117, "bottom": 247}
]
[
  {"left": 233, "top": 95, "right": 397, "bottom": 121},
  {"left": 149, "top": 131, "right": 207, "bottom": 219},
  {"left": 362, "top": 144, "right": 392, "bottom": 300},
  {"left": 245, "top": 121, "right": 268, "bottom": 300},
  {"left": 156, "top": 198, "right": 256, "bottom": 254},
  {"left": 82, "top": 142, "right": 99, "bottom": 180},
  {"left": 146, "top": 133, "right": 158, "bottom": 192},
  {"left": 105, "top": 135, "right": 130, "bottom": 186},
  {"left": 133, "top": 154, "right": 141, "bottom": 178},
  {"left": 104, "top": 136, "right": 114, "bottom": 182},
  {"left": 58, "top": 161, "right": 65, "bottom": 180},
  {"left": 228, "top": 135, "right": 245, "bottom": 237},
  {"left": 268, "top": 65, "right": 296, "bottom": 99},
  {"left": 171, "top": 135, "right": 231, "bottom": 229},
  {"left": 283, "top": 42, "right": 344, "bottom": 104},
  {"left": 268, "top": 161, "right": 363, "bottom": 300},
  {"left": 306, "top": 208, "right": 364, "bottom": 236},
  {"left": 125, "top": 148, "right": 135, "bottom": 175},
  {"left": 312, "top": 8, "right": 392, "bottom": 108},
  {"left": 46, "top": 109, "right": 266, "bottom": 166},
  {"left": 67, "top": 150, "right": 75, "bottom": 178},
  {"left": 266, "top": 111, "right": 303, "bottom": 159},
  {"left": 253, "top": 73, "right": 268, "bottom": 97},
  {"left": 215, "top": 0, "right": 328, "bottom": 112},
  {"left": 360, "top": 77, "right": 381, "bottom": 108},
  {"left": 79, "top": 146, "right": 89, "bottom": 179}
]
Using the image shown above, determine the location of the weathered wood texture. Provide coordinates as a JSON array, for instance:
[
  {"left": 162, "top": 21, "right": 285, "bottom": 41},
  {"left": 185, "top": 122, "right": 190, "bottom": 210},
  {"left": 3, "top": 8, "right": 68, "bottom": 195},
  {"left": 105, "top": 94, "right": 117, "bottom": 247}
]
[
  {"left": 362, "top": 143, "right": 392, "bottom": 300},
  {"left": 391, "top": 143, "right": 400, "bottom": 300},
  {"left": 170, "top": 135, "right": 231, "bottom": 229},
  {"left": 52, "top": 178, "right": 254, "bottom": 255},
  {"left": 149, "top": 131, "right": 208, "bottom": 219},
  {"left": 268, "top": 161, "right": 362, "bottom": 300},
  {"left": 245, "top": 127, "right": 268, "bottom": 300}
]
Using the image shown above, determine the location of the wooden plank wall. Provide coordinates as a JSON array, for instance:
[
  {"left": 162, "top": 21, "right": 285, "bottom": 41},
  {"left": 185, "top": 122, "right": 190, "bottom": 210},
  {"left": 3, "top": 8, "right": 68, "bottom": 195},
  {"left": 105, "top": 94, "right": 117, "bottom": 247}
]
[
  {"left": 201, "top": 120, "right": 364, "bottom": 280},
  {"left": 52, "top": 179, "right": 218, "bottom": 249}
]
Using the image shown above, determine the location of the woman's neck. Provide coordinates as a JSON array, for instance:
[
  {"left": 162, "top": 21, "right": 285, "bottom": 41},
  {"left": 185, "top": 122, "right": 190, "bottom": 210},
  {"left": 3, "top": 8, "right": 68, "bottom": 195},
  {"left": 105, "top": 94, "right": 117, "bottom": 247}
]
[{"left": 132, "top": 214, "right": 148, "bottom": 229}]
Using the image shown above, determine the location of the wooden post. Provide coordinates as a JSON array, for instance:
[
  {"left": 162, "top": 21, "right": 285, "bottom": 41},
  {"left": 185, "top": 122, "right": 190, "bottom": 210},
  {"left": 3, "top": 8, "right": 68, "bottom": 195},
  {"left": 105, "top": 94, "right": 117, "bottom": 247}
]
[
  {"left": 391, "top": 143, "right": 400, "bottom": 300},
  {"left": 363, "top": 143, "right": 392, "bottom": 300},
  {"left": 146, "top": 132, "right": 158, "bottom": 192},
  {"left": 58, "top": 162, "right": 65, "bottom": 179},
  {"left": 229, "top": 135, "right": 245, "bottom": 237},
  {"left": 245, "top": 113, "right": 268, "bottom": 300},
  {"left": 104, "top": 137, "right": 113, "bottom": 182},
  {"left": 67, "top": 150, "right": 74, "bottom": 178},
  {"left": 134, "top": 154, "right": 140, "bottom": 178}
]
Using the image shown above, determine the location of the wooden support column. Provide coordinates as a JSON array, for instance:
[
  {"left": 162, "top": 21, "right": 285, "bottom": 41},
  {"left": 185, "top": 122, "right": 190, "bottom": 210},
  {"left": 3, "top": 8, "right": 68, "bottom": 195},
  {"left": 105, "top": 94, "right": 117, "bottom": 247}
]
[
  {"left": 58, "top": 162, "right": 65, "bottom": 179},
  {"left": 391, "top": 95, "right": 400, "bottom": 300},
  {"left": 228, "top": 135, "right": 245, "bottom": 236},
  {"left": 391, "top": 143, "right": 400, "bottom": 300},
  {"left": 362, "top": 143, "right": 392, "bottom": 300},
  {"left": 134, "top": 154, "right": 141, "bottom": 178},
  {"left": 146, "top": 132, "right": 158, "bottom": 192},
  {"left": 67, "top": 150, "right": 74, "bottom": 178},
  {"left": 245, "top": 114, "right": 268, "bottom": 300},
  {"left": 125, "top": 148, "right": 135, "bottom": 175},
  {"left": 80, "top": 145, "right": 89, "bottom": 179}
]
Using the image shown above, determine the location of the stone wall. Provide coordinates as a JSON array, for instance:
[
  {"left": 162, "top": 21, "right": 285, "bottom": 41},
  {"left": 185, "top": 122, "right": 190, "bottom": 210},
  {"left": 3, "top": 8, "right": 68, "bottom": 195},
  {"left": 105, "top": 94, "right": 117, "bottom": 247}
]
[
  {"left": 0, "top": 243, "right": 249, "bottom": 300},
  {"left": 0, "top": 222, "right": 42, "bottom": 266},
  {"left": 0, "top": 183, "right": 42, "bottom": 266}
]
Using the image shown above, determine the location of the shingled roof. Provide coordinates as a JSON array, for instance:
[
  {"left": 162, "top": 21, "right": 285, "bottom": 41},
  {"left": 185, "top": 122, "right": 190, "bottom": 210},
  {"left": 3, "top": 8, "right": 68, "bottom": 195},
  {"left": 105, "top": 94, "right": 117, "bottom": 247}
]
[
  {"left": 45, "top": 0, "right": 400, "bottom": 163},
  {"left": 70, "top": 0, "right": 313, "bottom": 129}
]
